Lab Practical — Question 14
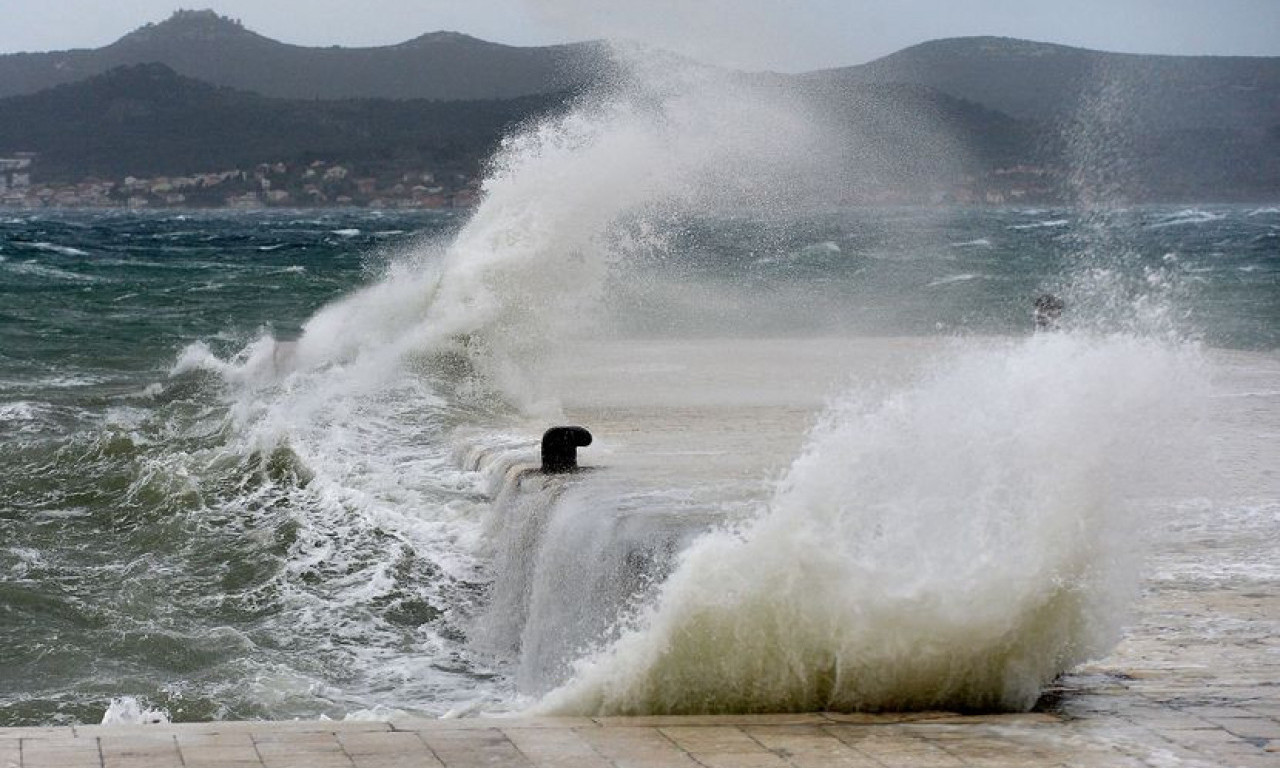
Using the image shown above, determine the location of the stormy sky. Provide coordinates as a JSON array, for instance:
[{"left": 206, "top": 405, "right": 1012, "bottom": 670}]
[{"left": 1, "top": 0, "right": 1277, "bottom": 71}]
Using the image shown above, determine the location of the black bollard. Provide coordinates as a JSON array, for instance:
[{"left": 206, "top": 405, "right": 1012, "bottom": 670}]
[{"left": 542, "top": 426, "right": 593, "bottom": 473}]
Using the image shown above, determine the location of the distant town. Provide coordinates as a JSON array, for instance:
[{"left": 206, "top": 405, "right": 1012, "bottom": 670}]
[
  {"left": 1, "top": 152, "right": 1067, "bottom": 210},
  {"left": 1, "top": 12, "right": 1276, "bottom": 208},
  {"left": 0, "top": 153, "right": 481, "bottom": 210}
]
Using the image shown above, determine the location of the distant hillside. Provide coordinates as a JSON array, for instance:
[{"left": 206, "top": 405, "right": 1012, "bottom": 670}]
[
  {"left": 0, "top": 60, "right": 1044, "bottom": 197},
  {"left": 0, "top": 9, "right": 606, "bottom": 101},
  {"left": 806, "top": 36, "right": 1280, "bottom": 132},
  {"left": 0, "top": 63, "right": 565, "bottom": 180},
  {"left": 804, "top": 37, "right": 1280, "bottom": 199},
  {"left": 2, "top": 28, "right": 1277, "bottom": 203}
]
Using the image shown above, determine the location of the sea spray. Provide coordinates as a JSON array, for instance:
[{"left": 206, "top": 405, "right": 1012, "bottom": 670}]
[
  {"left": 192, "top": 62, "right": 827, "bottom": 421},
  {"left": 536, "top": 332, "right": 1209, "bottom": 714},
  {"left": 100, "top": 697, "right": 170, "bottom": 725},
  {"left": 149, "top": 54, "right": 843, "bottom": 719}
]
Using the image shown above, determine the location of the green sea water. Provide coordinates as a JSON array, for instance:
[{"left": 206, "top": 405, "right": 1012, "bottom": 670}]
[{"left": 0, "top": 205, "right": 1276, "bottom": 725}]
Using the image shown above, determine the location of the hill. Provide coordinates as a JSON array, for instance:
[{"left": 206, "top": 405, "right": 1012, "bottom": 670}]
[
  {"left": 0, "top": 63, "right": 565, "bottom": 183},
  {"left": 1, "top": 28, "right": 1277, "bottom": 205},
  {"left": 804, "top": 37, "right": 1280, "bottom": 200},
  {"left": 0, "top": 61, "right": 1047, "bottom": 204},
  {"left": 0, "top": 9, "right": 605, "bottom": 101},
  {"left": 805, "top": 36, "right": 1280, "bottom": 132}
]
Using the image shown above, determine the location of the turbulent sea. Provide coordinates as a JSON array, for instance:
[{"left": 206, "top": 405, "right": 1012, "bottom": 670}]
[{"left": 0, "top": 201, "right": 1277, "bottom": 725}]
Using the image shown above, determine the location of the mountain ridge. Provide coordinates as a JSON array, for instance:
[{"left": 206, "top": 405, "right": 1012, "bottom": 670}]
[
  {"left": 0, "top": 62, "right": 568, "bottom": 183},
  {"left": 0, "top": 9, "right": 604, "bottom": 101},
  {"left": 807, "top": 35, "right": 1280, "bottom": 132},
  {"left": 0, "top": 16, "right": 1276, "bottom": 203}
]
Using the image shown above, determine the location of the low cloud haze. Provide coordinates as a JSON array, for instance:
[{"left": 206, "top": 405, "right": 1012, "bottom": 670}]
[{"left": 1, "top": 0, "right": 1278, "bottom": 70}]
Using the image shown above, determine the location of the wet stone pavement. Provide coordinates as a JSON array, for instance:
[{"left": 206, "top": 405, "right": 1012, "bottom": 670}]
[
  {"left": 2, "top": 583, "right": 1276, "bottom": 767},
  {"left": 1, "top": 706, "right": 1276, "bottom": 768}
]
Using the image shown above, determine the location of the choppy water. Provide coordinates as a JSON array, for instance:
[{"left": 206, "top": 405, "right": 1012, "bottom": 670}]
[{"left": 1, "top": 203, "right": 1275, "bottom": 725}]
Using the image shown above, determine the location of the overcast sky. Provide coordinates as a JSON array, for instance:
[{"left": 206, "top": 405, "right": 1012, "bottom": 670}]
[{"left": 1, "top": 0, "right": 1277, "bottom": 71}]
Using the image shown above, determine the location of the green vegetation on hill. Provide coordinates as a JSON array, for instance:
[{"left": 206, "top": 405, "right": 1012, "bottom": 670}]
[
  {"left": 0, "top": 9, "right": 604, "bottom": 101},
  {"left": 808, "top": 36, "right": 1280, "bottom": 131},
  {"left": 0, "top": 63, "right": 565, "bottom": 182},
  {"left": 1, "top": 15, "right": 1277, "bottom": 204},
  {"left": 806, "top": 37, "right": 1280, "bottom": 200}
]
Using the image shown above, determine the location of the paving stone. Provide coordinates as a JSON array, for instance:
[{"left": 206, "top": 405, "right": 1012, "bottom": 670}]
[
  {"left": 658, "top": 726, "right": 789, "bottom": 768},
  {"left": 659, "top": 726, "right": 769, "bottom": 753},
  {"left": 2, "top": 729, "right": 70, "bottom": 740},
  {"left": 825, "top": 726, "right": 966, "bottom": 768},
  {"left": 394, "top": 717, "right": 598, "bottom": 731},
  {"left": 350, "top": 755, "right": 444, "bottom": 768},
  {"left": 502, "top": 727, "right": 612, "bottom": 768},
  {"left": 101, "top": 756, "right": 182, "bottom": 768},
  {"left": 1215, "top": 757, "right": 1278, "bottom": 768},
  {"left": 821, "top": 711, "right": 960, "bottom": 725},
  {"left": 19, "top": 745, "right": 103, "bottom": 768},
  {"left": 170, "top": 720, "right": 388, "bottom": 736},
  {"left": 258, "top": 752, "right": 353, "bottom": 768},
  {"left": 1179, "top": 706, "right": 1257, "bottom": 719},
  {"left": 1210, "top": 717, "right": 1280, "bottom": 740},
  {"left": 179, "top": 745, "right": 262, "bottom": 765},
  {"left": 918, "top": 713, "right": 1062, "bottom": 726},
  {"left": 176, "top": 732, "right": 257, "bottom": 749},
  {"left": 339, "top": 731, "right": 432, "bottom": 756},
  {"left": 594, "top": 714, "right": 828, "bottom": 727},
  {"left": 742, "top": 725, "right": 881, "bottom": 768},
  {"left": 254, "top": 731, "right": 346, "bottom": 746},
  {"left": 414, "top": 728, "right": 534, "bottom": 768},
  {"left": 183, "top": 758, "right": 264, "bottom": 768},
  {"left": 574, "top": 726, "right": 700, "bottom": 768},
  {"left": 98, "top": 736, "right": 179, "bottom": 754},
  {"left": 1244, "top": 704, "right": 1280, "bottom": 719}
]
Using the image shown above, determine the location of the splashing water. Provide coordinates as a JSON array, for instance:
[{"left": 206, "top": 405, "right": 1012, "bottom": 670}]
[
  {"left": 152, "top": 39, "right": 1231, "bottom": 721},
  {"left": 100, "top": 697, "right": 171, "bottom": 726},
  {"left": 536, "top": 332, "right": 1209, "bottom": 714},
  {"left": 189, "top": 60, "right": 826, "bottom": 422}
]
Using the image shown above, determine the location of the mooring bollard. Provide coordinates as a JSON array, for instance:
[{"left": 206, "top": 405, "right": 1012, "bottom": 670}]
[{"left": 542, "top": 426, "right": 593, "bottom": 473}]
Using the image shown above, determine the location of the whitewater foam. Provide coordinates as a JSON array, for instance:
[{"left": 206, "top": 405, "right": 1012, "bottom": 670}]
[
  {"left": 23, "top": 242, "right": 91, "bottom": 257},
  {"left": 100, "top": 697, "right": 171, "bottom": 725},
  {"left": 536, "top": 332, "right": 1209, "bottom": 714},
  {"left": 1149, "top": 209, "right": 1226, "bottom": 228},
  {"left": 1008, "top": 219, "right": 1071, "bottom": 231}
]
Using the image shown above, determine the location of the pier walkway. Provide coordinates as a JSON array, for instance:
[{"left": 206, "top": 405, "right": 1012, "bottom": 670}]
[{"left": 2, "top": 694, "right": 1278, "bottom": 768}]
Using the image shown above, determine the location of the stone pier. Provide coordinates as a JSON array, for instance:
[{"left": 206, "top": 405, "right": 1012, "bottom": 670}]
[{"left": 2, "top": 696, "right": 1278, "bottom": 768}]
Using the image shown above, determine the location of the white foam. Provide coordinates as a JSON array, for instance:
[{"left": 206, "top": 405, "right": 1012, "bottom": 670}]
[
  {"left": 100, "top": 697, "right": 171, "bottom": 725},
  {"left": 3, "top": 260, "right": 100, "bottom": 282},
  {"left": 536, "top": 333, "right": 1210, "bottom": 714},
  {"left": 25, "top": 242, "right": 90, "bottom": 257},
  {"left": 1008, "top": 219, "right": 1070, "bottom": 231},
  {"left": 926, "top": 273, "right": 981, "bottom": 288},
  {"left": 0, "top": 401, "right": 41, "bottom": 422},
  {"left": 1149, "top": 209, "right": 1226, "bottom": 228}
]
